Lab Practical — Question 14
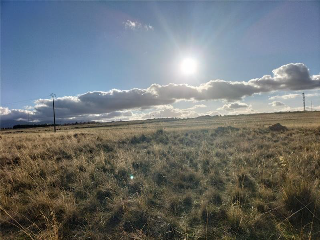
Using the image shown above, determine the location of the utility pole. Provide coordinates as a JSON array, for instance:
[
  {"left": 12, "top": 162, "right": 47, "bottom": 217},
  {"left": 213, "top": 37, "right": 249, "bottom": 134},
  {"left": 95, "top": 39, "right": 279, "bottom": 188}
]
[
  {"left": 50, "top": 93, "right": 56, "bottom": 132},
  {"left": 302, "top": 93, "right": 305, "bottom": 111},
  {"left": 311, "top": 101, "right": 313, "bottom": 111}
]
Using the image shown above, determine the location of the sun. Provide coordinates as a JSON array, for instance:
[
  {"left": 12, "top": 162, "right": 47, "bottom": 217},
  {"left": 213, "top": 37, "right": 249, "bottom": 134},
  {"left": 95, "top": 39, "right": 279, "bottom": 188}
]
[{"left": 180, "top": 58, "right": 197, "bottom": 75}]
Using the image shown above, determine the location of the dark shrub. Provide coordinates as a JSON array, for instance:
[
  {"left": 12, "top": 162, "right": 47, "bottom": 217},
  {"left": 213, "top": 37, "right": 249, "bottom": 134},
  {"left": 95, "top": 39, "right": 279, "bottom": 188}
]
[
  {"left": 169, "top": 198, "right": 185, "bottom": 216},
  {"left": 208, "top": 192, "right": 223, "bottom": 206},
  {"left": 179, "top": 172, "right": 200, "bottom": 189},
  {"left": 154, "top": 172, "right": 167, "bottom": 186},
  {"left": 100, "top": 143, "right": 114, "bottom": 152},
  {"left": 214, "top": 126, "right": 239, "bottom": 135},
  {"left": 132, "top": 160, "right": 150, "bottom": 175},
  {"left": 200, "top": 205, "right": 227, "bottom": 225},
  {"left": 128, "top": 181, "right": 143, "bottom": 195},
  {"left": 153, "top": 129, "right": 169, "bottom": 144},
  {"left": 283, "top": 179, "right": 319, "bottom": 225},
  {"left": 231, "top": 189, "right": 249, "bottom": 206},
  {"left": 209, "top": 174, "right": 225, "bottom": 191},
  {"left": 238, "top": 173, "right": 256, "bottom": 192},
  {"left": 116, "top": 168, "right": 129, "bottom": 183},
  {"left": 96, "top": 189, "right": 113, "bottom": 204},
  {"left": 269, "top": 123, "right": 288, "bottom": 132},
  {"left": 59, "top": 212, "right": 87, "bottom": 238},
  {"left": 107, "top": 206, "right": 124, "bottom": 227},
  {"left": 130, "top": 134, "right": 150, "bottom": 144},
  {"left": 123, "top": 210, "right": 148, "bottom": 232},
  {"left": 75, "top": 190, "right": 88, "bottom": 201},
  {"left": 155, "top": 129, "right": 164, "bottom": 135},
  {"left": 182, "top": 195, "right": 193, "bottom": 212}
]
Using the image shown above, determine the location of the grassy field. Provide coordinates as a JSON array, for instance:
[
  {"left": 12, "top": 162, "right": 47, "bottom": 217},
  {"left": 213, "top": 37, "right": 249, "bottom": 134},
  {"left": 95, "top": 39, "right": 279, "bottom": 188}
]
[{"left": 1, "top": 112, "right": 320, "bottom": 239}]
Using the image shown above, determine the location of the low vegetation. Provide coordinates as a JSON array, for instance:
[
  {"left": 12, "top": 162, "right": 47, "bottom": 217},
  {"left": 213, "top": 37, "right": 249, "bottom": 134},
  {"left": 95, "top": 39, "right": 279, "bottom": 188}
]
[{"left": 1, "top": 112, "right": 320, "bottom": 239}]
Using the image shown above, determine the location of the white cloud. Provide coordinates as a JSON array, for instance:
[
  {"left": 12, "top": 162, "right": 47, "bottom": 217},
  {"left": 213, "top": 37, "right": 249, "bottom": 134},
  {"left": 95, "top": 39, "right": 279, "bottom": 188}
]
[
  {"left": 306, "top": 93, "right": 320, "bottom": 97},
  {"left": 186, "top": 104, "right": 207, "bottom": 110},
  {"left": 269, "top": 92, "right": 320, "bottom": 100},
  {"left": 124, "top": 20, "right": 140, "bottom": 30},
  {"left": 269, "top": 93, "right": 300, "bottom": 100},
  {"left": 124, "top": 20, "right": 154, "bottom": 31},
  {"left": 217, "top": 102, "right": 250, "bottom": 111},
  {"left": 144, "top": 25, "right": 154, "bottom": 31},
  {"left": 139, "top": 104, "right": 208, "bottom": 119},
  {"left": 24, "top": 106, "right": 34, "bottom": 110},
  {"left": 143, "top": 105, "right": 199, "bottom": 119},
  {"left": 0, "top": 107, "right": 33, "bottom": 122},
  {"left": 269, "top": 101, "right": 286, "bottom": 107},
  {"left": 0, "top": 107, "right": 10, "bottom": 115},
  {"left": 204, "top": 111, "right": 221, "bottom": 116},
  {"left": 249, "top": 63, "right": 320, "bottom": 91}
]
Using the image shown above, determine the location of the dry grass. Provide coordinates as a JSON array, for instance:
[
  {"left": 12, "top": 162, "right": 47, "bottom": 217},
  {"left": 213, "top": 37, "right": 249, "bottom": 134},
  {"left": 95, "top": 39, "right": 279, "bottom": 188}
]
[{"left": 1, "top": 112, "right": 320, "bottom": 239}]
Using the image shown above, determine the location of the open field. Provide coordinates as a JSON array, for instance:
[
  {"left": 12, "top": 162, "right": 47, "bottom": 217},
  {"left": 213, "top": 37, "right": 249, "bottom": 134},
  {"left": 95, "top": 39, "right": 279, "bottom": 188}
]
[{"left": 1, "top": 112, "right": 320, "bottom": 239}]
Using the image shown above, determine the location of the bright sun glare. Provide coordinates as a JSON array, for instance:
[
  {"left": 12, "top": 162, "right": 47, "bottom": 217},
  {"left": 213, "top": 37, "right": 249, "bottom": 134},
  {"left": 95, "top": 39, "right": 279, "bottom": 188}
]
[{"left": 180, "top": 58, "right": 197, "bottom": 75}]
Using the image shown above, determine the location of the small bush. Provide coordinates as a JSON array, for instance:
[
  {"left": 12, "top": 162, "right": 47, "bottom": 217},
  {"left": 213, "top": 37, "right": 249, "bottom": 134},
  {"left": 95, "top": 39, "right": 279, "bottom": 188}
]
[
  {"left": 128, "top": 181, "right": 143, "bottom": 195},
  {"left": 207, "top": 191, "right": 223, "bottom": 206},
  {"left": 177, "top": 171, "right": 201, "bottom": 189},
  {"left": 153, "top": 130, "right": 169, "bottom": 144},
  {"left": 155, "top": 129, "right": 164, "bottom": 135},
  {"left": 130, "top": 134, "right": 150, "bottom": 144},
  {"left": 123, "top": 209, "right": 148, "bottom": 233},
  {"left": 237, "top": 173, "right": 256, "bottom": 192},
  {"left": 107, "top": 205, "right": 124, "bottom": 227},
  {"left": 132, "top": 160, "right": 150, "bottom": 175},
  {"left": 116, "top": 168, "right": 129, "bottom": 183},
  {"left": 282, "top": 179, "right": 319, "bottom": 225},
  {"left": 154, "top": 172, "right": 167, "bottom": 186},
  {"left": 214, "top": 126, "right": 239, "bottom": 135},
  {"left": 182, "top": 194, "right": 193, "bottom": 211},
  {"left": 74, "top": 190, "right": 88, "bottom": 201},
  {"left": 96, "top": 189, "right": 113, "bottom": 204},
  {"left": 227, "top": 206, "right": 245, "bottom": 235},
  {"left": 200, "top": 204, "right": 227, "bottom": 225},
  {"left": 59, "top": 211, "right": 87, "bottom": 238},
  {"left": 209, "top": 173, "right": 225, "bottom": 191},
  {"left": 231, "top": 188, "right": 249, "bottom": 206}
]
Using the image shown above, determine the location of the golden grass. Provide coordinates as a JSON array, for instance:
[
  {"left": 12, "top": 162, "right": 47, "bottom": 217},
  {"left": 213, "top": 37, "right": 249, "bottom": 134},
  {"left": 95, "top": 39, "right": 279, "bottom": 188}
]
[{"left": 1, "top": 111, "right": 320, "bottom": 239}]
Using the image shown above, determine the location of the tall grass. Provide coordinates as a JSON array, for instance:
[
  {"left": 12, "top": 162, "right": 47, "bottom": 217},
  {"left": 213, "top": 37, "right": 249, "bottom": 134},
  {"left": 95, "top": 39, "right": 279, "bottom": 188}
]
[{"left": 1, "top": 113, "right": 320, "bottom": 239}]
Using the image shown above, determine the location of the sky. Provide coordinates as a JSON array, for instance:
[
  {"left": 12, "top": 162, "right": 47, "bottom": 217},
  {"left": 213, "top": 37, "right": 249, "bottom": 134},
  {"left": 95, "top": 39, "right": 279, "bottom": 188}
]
[{"left": 1, "top": 1, "right": 320, "bottom": 127}]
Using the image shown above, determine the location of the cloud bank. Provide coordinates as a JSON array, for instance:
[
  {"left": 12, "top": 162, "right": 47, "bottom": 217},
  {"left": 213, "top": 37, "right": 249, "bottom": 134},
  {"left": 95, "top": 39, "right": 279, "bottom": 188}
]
[
  {"left": 1, "top": 63, "right": 320, "bottom": 126},
  {"left": 0, "top": 108, "right": 33, "bottom": 121}
]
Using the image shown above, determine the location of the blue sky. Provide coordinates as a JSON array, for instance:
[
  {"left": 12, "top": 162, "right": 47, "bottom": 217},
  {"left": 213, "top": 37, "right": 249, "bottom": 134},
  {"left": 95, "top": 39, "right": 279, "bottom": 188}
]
[{"left": 1, "top": 1, "right": 320, "bottom": 126}]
